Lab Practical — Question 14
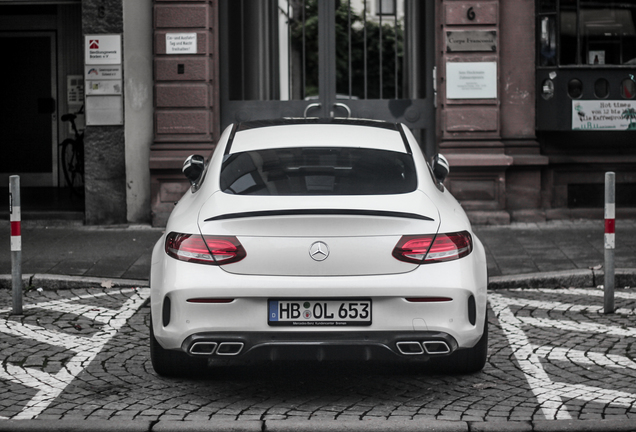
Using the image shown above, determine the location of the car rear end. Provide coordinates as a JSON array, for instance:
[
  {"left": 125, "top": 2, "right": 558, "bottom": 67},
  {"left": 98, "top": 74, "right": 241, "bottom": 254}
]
[{"left": 150, "top": 120, "right": 488, "bottom": 372}]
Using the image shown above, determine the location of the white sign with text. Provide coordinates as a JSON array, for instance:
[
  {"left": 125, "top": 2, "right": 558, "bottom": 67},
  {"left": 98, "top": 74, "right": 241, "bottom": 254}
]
[
  {"left": 85, "top": 35, "right": 122, "bottom": 65},
  {"left": 166, "top": 33, "right": 197, "bottom": 54},
  {"left": 572, "top": 100, "right": 636, "bottom": 130},
  {"left": 446, "top": 62, "right": 497, "bottom": 99}
]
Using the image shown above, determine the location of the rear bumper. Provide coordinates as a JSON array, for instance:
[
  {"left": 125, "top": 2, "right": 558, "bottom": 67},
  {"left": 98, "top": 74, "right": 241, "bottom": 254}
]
[{"left": 181, "top": 330, "right": 460, "bottom": 362}]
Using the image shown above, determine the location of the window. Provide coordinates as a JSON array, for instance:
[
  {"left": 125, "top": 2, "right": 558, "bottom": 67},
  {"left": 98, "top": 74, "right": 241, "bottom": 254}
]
[
  {"left": 376, "top": 0, "right": 396, "bottom": 16},
  {"left": 538, "top": 0, "right": 636, "bottom": 66},
  {"left": 221, "top": 147, "right": 417, "bottom": 196}
]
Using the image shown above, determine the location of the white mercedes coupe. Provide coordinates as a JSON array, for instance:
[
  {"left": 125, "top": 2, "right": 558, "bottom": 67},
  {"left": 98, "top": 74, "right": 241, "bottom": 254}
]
[{"left": 149, "top": 118, "right": 488, "bottom": 377}]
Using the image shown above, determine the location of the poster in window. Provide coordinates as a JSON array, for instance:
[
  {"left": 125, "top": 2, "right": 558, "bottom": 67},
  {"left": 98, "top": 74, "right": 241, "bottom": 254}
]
[
  {"left": 572, "top": 100, "right": 636, "bottom": 130},
  {"left": 588, "top": 50, "right": 605, "bottom": 65}
]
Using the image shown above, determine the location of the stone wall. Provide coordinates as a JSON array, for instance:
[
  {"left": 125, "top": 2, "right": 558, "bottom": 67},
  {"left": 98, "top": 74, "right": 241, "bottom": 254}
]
[{"left": 82, "top": 0, "right": 127, "bottom": 225}]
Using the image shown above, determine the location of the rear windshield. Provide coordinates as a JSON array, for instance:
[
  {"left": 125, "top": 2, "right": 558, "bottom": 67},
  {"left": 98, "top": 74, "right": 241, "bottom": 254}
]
[{"left": 220, "top": 147, "right": 417, "bottom": 196}]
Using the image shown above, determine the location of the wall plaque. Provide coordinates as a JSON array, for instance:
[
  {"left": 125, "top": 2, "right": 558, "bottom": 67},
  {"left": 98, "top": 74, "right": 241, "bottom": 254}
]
[
  {"left": 446, "top": 62, "right": 497, "bottom": 100},
  {"left": 166, "top": 33, "right": 197, "bottom": 54},
  {"left": 85, "top": 34, "right": 121, "bottom": 65},
  {"left": 446, "top": 31, "right": 497, "bottom": 52}
]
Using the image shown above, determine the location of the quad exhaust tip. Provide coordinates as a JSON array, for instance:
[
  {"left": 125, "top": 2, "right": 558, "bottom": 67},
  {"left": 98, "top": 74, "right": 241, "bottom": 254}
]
[
  {"left": 396, "top": 341, "right": 450, "bottom": 356},
  {"left": 396, "top": 341, "right": 424, "bottom": 355},
  {"left": 188, "top": 341, "right": 244, "bottom": 356},
  {"left": 190, "top": 342, "right": 218, "bottom": 356},
  {"left": 422, "top": 341, "right": 451, "bottom": 355},
  {"left": 216, "top": 342, "right": 244, "bottom": 356}
]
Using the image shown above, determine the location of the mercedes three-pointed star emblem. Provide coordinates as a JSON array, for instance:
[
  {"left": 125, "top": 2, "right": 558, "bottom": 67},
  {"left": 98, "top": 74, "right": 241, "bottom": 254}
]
[{"left": 309, "top": 241, "right": 330, "bottom": 261}]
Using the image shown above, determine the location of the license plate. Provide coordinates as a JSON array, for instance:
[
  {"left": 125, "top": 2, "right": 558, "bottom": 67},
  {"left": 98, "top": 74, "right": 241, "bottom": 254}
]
[{"left": 268, "top": 299, "right": 372, "bottom": 327}]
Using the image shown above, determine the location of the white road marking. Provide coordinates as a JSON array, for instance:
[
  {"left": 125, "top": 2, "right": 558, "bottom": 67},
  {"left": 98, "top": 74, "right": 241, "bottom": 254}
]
[
  {"left": 490, "top": 289, "right": 636, "bottom": 420},
  {"left": 0, "top": 288, "right": 149, "bottom": 420},
  {"left": 497, "top": 296, "right": 635, "bottom": 316},
  {"left": 515, "top": 316, "right": 636, "bottom": 338},
  {"left": 0, "top": 320, "right": 92, "bottom": 352},
  {"left": 514, "top": 288, "right": 636, "bottom": 300},
  {"left": 536, "top": 346, "right": 636, "bottom": 373},
  {"left": 489, "top": 293, "right": 572, "bottom": 420}
]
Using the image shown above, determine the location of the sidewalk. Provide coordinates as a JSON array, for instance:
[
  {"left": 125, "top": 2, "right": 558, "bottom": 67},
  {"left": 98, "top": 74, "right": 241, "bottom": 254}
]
[
  {"left": 1, "top": 219, "right": 635, "bottom": 289},
  {"left": 0, "top": 221, "right": 163, "bottom": 289},
  {"left": 474, "top": 219, "right": 636, "bottom": 288}
]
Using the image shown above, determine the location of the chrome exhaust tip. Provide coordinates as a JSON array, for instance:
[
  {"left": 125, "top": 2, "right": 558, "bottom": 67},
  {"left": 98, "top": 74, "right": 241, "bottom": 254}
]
[
  {"left": 217, "top": 342, "right": 244, "bottom": 356},
  {"left": 396, "top": 341, "right": 424, "bottom": 355},
  {"left": 422, "top": 341, "right": 451, "bottom": 355},
  {"left": 189, "top": 341, "right": 217, "bottom": 356}
]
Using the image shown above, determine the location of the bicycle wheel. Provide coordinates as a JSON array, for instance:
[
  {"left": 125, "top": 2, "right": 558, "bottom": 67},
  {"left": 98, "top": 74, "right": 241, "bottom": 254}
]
[{"left": 60, "top": 138, "right": 84, "bottom": 196}]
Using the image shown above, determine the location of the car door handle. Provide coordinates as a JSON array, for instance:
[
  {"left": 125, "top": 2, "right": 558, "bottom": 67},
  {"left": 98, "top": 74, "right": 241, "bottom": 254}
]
[
  {"left": 304, "top": 103, "right": 321, "bottom": 118},
  {"left": 333, "top": 102, "right": 351, "bottom": 118}
]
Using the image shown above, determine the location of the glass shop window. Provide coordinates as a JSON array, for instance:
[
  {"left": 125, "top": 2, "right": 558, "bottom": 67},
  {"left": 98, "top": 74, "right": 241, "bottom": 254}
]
[{"left": 538, "top": 0, "right": 636, "bottom": 66}]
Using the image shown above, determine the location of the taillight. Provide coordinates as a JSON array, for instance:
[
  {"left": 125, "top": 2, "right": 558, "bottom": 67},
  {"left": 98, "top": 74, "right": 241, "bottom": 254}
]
[
  {"left": 393, "top": 231, "right": 472, "bottom": 264},
  {"left": 165, "top": 232, "right": 246, "bottom": 265}
]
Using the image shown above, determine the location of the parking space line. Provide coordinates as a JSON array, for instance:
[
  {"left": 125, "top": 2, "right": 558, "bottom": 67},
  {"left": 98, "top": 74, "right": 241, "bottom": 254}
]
[
  {"left": 530, "top": 288, "right": 636, "bottom": 300},
  {"left": 0, "top": 320, "right": 91, "bottom": 352},
  {"left": 497, "top": 296, "right": 635, "bottom": 315},
  {"left": 489, "top": 293, "right": 572, "bottom": 420},
  {"left": 490, "top": 290, "right": 636, "bottom": 421},
  {"left": 536, "top": 346, "right": 636, "bottom": 372},
  {"left": 0, "top": 291, "right": 114, "bottom": 315},
  {"left": 0, "top": 363, "right": 69, "bottom": 390},
  {"left": 0, "top": 288, "right": 149, "bottom": 420},
  {"left": 515, "top": 316, "right": 636, "bottom": 337}
]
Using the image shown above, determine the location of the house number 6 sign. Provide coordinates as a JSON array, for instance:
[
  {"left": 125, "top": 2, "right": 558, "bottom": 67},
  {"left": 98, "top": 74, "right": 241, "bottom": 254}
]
[{"left": 467, "top": 7, "right": 476, "bottom": 20}]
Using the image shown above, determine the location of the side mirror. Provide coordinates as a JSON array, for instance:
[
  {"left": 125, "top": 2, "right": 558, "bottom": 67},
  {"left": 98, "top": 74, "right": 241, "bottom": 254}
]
[
  {"left": 432, "top": 154, "right": 450, "bottom": 183},
  {"left": 183, "top": 154, "right": 205, "bottom": 185}
]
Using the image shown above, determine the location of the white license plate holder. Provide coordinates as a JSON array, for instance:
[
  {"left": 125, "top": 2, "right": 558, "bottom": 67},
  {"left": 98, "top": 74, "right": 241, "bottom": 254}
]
[{"left": 268, "top": 299, "right": 372, "bottom": 327}]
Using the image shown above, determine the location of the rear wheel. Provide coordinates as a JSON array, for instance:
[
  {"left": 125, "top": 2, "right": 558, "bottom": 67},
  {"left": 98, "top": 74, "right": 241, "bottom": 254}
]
[
  {"left": 60, "top": 138, "right": 84, "bottom": 197},
  {"left": 149, "top": 317, "right": 207, "bottom": 377},
  {"left": 445, "top": 315, "right": 488, "bottom": 374}
]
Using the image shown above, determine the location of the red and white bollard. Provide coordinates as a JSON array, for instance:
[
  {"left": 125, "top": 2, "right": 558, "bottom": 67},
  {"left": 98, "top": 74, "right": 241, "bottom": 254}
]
[
  {"left": 10, "top": 175, "right": 22, "bottom": 315},
  {"left": 604, "top": 172, "right": 615, "bottom": 314}
]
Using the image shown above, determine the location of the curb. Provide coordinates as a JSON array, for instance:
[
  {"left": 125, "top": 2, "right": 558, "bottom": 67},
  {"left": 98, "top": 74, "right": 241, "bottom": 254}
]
[
  {"left": 0, "top": 419, "right": 635, "bottom": 432},
  {"left": 0, "top": 273, "right": 148, "bottom": 290},
  {"left": 488, "top": 268, "right": 636, "bottom": 289}
]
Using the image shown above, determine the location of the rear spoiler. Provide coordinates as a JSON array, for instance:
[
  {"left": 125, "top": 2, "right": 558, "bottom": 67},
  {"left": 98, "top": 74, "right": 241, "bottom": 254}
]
[{"left": 205, "top": 209, "right": 434, "bottom": 222}]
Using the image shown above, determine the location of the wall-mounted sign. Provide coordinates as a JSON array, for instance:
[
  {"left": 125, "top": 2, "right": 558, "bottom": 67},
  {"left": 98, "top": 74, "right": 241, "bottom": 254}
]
[
  {"left": 85, "top": 65, "right": 122, "bottom": 80},
  {"left": 446, "top": 31, "right": 497, "bottom": 52},
  {"left": 85, "top": 34, "right": 121, "bottom": 65},
  {"left": 446, "top": 62, "right": 497, "bottom": 99},
  {"left": 86, "top": 95, "right": 123, "bottom": 126},
  {"left": 86, "top": 80, "right": 122, "bottom": 95},
  {"left": 166, "top": 33, "right": 197, "bottom": 54},
  {"left": 66, "top": 75, "right": 84, "bottom": 104},
  {"left": 85, "top": 34, "right": 123, "bottom": 125},
  {"left": 572, "top": 100, "right": 636, "bottom": 130}
]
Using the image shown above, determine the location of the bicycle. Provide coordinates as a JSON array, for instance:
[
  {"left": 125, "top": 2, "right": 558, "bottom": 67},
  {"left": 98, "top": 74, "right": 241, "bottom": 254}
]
[{"left": 59, "top": 106, "right": 85, "bottom": 197}]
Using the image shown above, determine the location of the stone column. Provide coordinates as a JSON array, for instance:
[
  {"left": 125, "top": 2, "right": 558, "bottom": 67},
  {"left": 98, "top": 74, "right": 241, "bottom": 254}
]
[{"left": 82, "top": 0, "right": 127, "bottom": 225}]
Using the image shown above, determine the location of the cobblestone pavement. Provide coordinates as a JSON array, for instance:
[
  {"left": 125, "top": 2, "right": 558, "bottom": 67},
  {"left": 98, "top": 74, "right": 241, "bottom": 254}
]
[{"left": 0, "top": 287, "right": 635, "bottom": 422}]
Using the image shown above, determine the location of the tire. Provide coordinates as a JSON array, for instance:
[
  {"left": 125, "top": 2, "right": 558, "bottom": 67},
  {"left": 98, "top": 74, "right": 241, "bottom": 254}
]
[
  {"left": 60, "top": 138, "right": 84, "bottom": 197},
  {"left": 149, "top": 317, "right": 207, "bottom": 377},
  {"left": 445, "top": 315, "right": 488, "bottom": 374}
]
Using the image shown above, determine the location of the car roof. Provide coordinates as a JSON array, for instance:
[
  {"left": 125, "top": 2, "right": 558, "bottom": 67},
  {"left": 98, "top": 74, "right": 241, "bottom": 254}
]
[{"left": 227, "top": 118, "right": 411, "bottom": 154}]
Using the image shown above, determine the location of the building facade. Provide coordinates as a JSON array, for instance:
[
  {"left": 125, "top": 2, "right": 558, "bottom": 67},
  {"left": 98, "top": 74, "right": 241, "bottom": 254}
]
[{"left": 1, "top": 0, "right": 634, "bottom": 226}]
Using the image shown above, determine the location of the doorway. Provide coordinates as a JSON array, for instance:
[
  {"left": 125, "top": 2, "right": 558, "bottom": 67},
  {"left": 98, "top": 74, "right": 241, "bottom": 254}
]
[
  {"left": 0, "top": 4, "right": 84, "bottom": 218},
  {"left": 0, "top": 32, "right": 58, "bottom": 187},
  {"left": 220, "top": 0, "right": 436, "bottom": 156}
]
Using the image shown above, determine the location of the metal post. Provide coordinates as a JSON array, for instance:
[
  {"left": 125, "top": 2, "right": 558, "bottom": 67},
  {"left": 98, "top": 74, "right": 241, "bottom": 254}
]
[
  {"left": 604, "top": 172, "right": 615, "bottom": 314},
  {"left": 10, "top": 175, "right": 23, "bottom": 315}
]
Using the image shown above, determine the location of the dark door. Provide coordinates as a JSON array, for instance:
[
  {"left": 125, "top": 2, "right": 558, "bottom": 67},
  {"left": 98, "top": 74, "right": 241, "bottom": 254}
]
[
  {"left": 0, "top": 32, "right": 57, "bottom": 186},
  {"left": 220, "top": 0, "right": 436, "bottom": 156}
]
